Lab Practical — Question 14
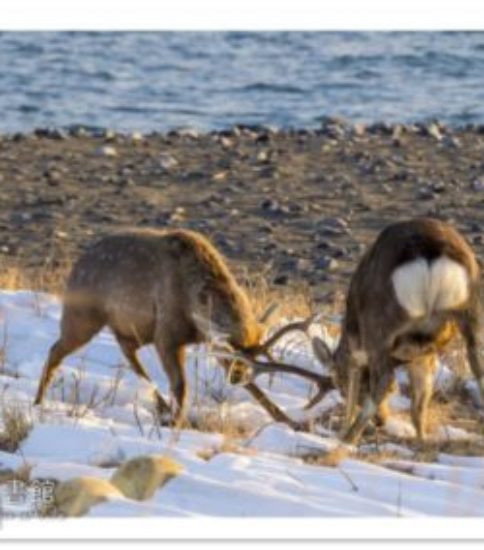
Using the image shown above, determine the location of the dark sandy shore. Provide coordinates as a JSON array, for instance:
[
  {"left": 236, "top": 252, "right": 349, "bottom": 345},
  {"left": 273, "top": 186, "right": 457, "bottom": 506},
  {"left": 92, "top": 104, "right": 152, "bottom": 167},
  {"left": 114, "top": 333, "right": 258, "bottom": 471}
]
[{"left": 1, "top": 120, "right": 484, "bottom": 301}]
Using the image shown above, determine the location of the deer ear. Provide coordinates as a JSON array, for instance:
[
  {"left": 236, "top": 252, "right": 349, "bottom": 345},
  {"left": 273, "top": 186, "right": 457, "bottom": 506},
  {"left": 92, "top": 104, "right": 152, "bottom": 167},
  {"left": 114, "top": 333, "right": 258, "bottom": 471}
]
[{"left": 312, "top": 336, "right": 334, "bottom": 367}]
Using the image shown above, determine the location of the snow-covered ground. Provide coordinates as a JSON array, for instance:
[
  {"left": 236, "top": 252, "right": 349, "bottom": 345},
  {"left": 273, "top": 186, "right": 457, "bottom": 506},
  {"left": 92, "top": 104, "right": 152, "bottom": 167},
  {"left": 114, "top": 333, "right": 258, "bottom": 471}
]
[{"left": 0, "top": 289, "right": 484, "bottom": 520}]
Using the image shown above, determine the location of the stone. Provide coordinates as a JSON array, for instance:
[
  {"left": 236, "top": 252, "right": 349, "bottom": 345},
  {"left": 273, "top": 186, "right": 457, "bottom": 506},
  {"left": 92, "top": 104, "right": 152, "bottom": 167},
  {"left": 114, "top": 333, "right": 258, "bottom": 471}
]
[
  {"left": 442, "top": 135, "right": 461, "bottom": 149},
  {"left": 111, "top": 455, "right": 183, "bottom": 501},
  {"left": 431, "top": 181, "right": 446, "bottom": 194},
  {"left": 317, "top": 256, "right": 339, "bottom": 271},
  {"left": 94, "top": 145, "right": 118, "bottom": 158},
  {"left": 159, "top": 153, "right": 178, "bottom": 170},
  {"left": 425, "top": 122, "right": 443, "bottom": 141},
  {"left": 273, "top": 274, "right": 289, "bottom": 285},
  {"left": 471, "top": 177, "right": 484, "bottom": 192},
  {"left": 352, "top": 123, "right": 366, "bottom": 137}
]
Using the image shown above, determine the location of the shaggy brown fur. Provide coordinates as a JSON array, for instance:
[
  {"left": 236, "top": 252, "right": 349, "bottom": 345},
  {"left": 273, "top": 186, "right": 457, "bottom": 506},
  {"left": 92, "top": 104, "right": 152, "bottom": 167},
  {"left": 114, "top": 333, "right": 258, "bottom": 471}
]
[{"left": 33, "top": 228, "right": 264, "bottom": 427}]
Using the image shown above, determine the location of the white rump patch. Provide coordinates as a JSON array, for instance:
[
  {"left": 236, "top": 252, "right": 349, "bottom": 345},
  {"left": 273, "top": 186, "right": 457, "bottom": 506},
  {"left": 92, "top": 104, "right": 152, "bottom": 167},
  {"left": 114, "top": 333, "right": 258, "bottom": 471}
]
[{"left": 391, "top": 256, "right": 469, "bottom": 318}]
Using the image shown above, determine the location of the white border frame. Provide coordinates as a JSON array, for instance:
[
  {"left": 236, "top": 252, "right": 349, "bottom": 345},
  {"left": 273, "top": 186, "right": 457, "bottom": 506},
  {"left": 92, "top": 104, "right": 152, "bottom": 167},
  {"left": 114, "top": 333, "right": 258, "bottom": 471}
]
[
  {"left": 1, "top": 0, "right": 484, "bottom": 30},
  {"left": 1, "top": 517, "right": 484, "bottom": 540}
]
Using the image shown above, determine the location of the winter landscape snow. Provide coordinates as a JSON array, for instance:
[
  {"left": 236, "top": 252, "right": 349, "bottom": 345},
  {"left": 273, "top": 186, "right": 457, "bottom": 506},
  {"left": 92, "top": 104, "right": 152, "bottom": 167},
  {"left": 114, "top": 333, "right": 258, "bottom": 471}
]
[{"left": 0, "top": 289, "right": 484, "bottom": 523}]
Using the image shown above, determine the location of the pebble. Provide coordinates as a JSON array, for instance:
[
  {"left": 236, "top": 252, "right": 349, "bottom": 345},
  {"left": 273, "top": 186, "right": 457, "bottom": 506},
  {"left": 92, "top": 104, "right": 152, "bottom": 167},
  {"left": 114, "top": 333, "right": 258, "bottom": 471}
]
[
  {"left": 103, "top": 129, "right": 117, "bottom": 141},
  {"left": 442, "top": 135, "right": 461, "bottom": 149},
  {"left": 424, "top": 122, "right": 443, "bottom": 141},
  {"left": 159, "top": 153, "right": 178, "bottom": 170},
  {"left": 352, "top": 123, "right": 366, "bottom": 137},
  {"left": 43, "top": 169, "right": 62, "bottom": 186},
  {"left": 431, "top": 181, "right": 446, "bottom": 194},
  {"left": 273, "top": 274, "right": 289, "bottom": 286},
  {"left": 260, "top": 198, "right": 281, "bottom": 213},
  {"left": 296, "top": 258, "right": 312, "bottom": 272},
  {"left": 95, "top": 145, "right": 118, "bottom": 157},
  {"left": 471, "top": 177, "right": 484, "bottom": 192},
  {"left": 316, "top": 256, "right": 340, "bottom": 271},
  {"left": 417, "top": 187, "right": 436, "bottom": 200}
]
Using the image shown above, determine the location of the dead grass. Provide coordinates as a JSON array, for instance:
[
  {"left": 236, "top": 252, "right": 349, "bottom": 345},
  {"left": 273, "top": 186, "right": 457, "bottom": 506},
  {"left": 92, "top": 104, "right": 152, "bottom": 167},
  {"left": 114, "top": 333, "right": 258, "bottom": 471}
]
[
  {"left": 0, "top": 256, "right": 71, "bottom": 295},
  {"left": 196, "top": 437, "right": 257, "bottom": 461},
  {"left": 303, "top": 446, "right": 350, "bottom": 468},
  {"left": 241, "top": 269, "right": 314, "bottom": 321},
  {"left": 189, "top": 402, "right": 254, "bottom": 440},
  {"left": 0, "top": 405, "right": 33, "bottom": 452}
]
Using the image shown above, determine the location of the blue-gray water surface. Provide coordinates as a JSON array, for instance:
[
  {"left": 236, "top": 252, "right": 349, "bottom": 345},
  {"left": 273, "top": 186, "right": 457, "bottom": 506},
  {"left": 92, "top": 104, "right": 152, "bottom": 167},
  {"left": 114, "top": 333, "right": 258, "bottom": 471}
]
[{"left": 1, "top": 31, "right": 484, "bottom": 132}]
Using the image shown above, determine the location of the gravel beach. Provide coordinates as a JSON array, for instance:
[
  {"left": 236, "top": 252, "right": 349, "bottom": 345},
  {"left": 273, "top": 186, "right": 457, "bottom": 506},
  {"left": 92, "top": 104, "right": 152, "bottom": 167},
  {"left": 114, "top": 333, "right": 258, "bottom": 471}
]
[{"left": 1, "top": 120, "right": 484, "bottom": 301}]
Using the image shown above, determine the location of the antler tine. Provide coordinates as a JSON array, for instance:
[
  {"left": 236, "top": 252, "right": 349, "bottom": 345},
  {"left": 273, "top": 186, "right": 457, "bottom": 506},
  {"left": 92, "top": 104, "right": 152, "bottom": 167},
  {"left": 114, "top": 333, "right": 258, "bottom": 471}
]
[
  {"left": 246, "top": 357, "right": 334, "bottom": 409},
  {"left": 253, "top": 313, "right": 322, "bottom": 355}
]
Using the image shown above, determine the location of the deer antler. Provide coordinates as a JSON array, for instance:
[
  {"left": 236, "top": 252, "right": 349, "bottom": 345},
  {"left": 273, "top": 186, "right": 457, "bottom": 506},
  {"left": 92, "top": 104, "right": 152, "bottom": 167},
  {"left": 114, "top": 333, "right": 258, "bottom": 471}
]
[
  {"left": 249, "top": 313, "right": 322, "bottom": 355},
  {"left": 244, "top": 357, "right": 334, "bottom": 410},
  {"left": 212, "top": 314, "right": 334, "bottom": 428}
]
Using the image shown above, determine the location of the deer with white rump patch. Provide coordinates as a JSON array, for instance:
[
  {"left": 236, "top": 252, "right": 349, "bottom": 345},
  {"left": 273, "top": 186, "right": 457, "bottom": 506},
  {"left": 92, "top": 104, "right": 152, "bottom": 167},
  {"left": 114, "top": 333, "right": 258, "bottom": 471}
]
[
  {"left": 34, "top": 228, "right": 331, "bottom": 429},
  {"left": 313, "top": 218, "right": 484, "bottom": 444}
]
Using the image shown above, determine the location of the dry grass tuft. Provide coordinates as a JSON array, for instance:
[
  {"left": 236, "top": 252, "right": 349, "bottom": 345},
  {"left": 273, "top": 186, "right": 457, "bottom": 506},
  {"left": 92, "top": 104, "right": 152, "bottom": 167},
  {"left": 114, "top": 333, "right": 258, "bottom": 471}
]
[
  {"left": 0, "top": 405, "right": 33, "bottom": 452},
  {"left": 241, "top": 270, "right": 314, "bottom": 321},
  {"left": 0, "top": 256, "right": 71, "bottom": 295},
  {"left": 197, "top": 436, "right": 256, "bottom": 461},
  {"left": 189, "top": 403, "right": 254, "bottom": 441},
  {"left": 303, "top": 446, "right": 350, "bottom": 468}
]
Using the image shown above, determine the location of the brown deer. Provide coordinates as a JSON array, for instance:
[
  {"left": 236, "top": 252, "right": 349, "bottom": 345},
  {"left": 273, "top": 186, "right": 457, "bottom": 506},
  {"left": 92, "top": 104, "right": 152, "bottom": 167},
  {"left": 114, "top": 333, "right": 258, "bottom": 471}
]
[
  {"left": 34, "top": 228, "right": 330, "bottom": 429},
  {"left": 312, "top": 218, "right": 484, "bottom": 444}
]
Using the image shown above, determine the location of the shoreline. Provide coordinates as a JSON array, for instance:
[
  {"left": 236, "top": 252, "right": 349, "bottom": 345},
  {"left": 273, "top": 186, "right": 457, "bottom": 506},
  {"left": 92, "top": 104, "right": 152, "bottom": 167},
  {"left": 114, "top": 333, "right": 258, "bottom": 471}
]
[
  {"left": 4, "top": 117, "right": 484, "bottom": 138},
  {"left": 1, "top": 120, "right": 484, "bottom": 301}
]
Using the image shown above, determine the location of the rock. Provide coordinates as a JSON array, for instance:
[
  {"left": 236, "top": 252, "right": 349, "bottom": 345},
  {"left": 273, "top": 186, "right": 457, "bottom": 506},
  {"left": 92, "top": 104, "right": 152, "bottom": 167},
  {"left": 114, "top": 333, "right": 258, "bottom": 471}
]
[
  {"left": 442, "top": 135, "right": 461, "bottom": 149},
  {"left": 316, "top": 256, "right": 339, "bottom": 271},
  {"left": 54, "top": 477, "right": 123, "bottom": 517},
  {"left": 318, "top": 217, "right": 349, "bottom": 236},
  {"left": 220, "top": 136, "right": 234, "bottom": 149},
  {"left": 417, "top": 187, "right": 436, "bottom": 200},
  {"left": 296, "top": 258, "right": 312, "bottom": 272},
  {"left": 352, "top": 123, "right": 366, "bottom": 137},
  {"left": 260, "top": 198, "right": 281, "bottom": 213},
  {"left": 168, "top": 207, "right": 186, "bottom": 223},
  {"left": 94, "top": 145, "right": 118, "bottom": 158},
  {"left": 368, "top": 122, "right": 394, "bottom": 135},
  {"left": 68, "top": 125, "right": 89, "bottom": 138},
  {"left": 102, "top": 129, "right": 117, "bottom": 141},
  {"left": 321, "top": 118, "right": 347, "bottom": 140},
  {"left": 212, "top": 171, "right": 228, "bottom": 182},
  {"left": 130, "top": 131, "right": 144, "bottom": 142},
  {"left": 471, "top": 177, "right": 484, "bottom": 192},
  {"left": 176, "top": 128, "right": 201, "bottom": 139},
  {"left": 159, "top": 153, "right": 178, "bottom": 170},
  {"left": 431, "top": 181, "right": 446, "bottom": 194},
  {"left": 43, "top": 169, "right": 62, "bottom": 186},
  {"left": 273, "top": 274, "right": 289, "bottom": 285},
  {"left": 111, "top": 455, "right": 182, "bottom": 501},
  {"left": 424, "top": 122, "right": 443, "bottom": 141}
]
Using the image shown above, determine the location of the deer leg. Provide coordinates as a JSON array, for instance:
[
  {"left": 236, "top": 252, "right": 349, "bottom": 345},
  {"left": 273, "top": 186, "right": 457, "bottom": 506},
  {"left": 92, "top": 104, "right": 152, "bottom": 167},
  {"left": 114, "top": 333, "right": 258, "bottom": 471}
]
[
  {"left": 407, "top": 354, "right": 436, "bottom": 442},
  {"left": 457, "top": 310, "right": 484, "bottom": 399},
  {"left": 154, "top": 338, "right": 188, "bottom": 430},
  {"left": 375, "top": 394, "right": 391, "bottom": 427},
  {"left": 374, "top": 377, "right": 397, "bottom": 426},
  {"left": 344, "top": 365, "right": 361, "bottom": 430},
  {"left": 34, "top": 307, "right": 104, "bottom": 405},
  {"left": 115, "top": 335, "right": 170, "bottom": 416},
  {"left": 342, "top": 353, "right": 394, "bottom": 445}
]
